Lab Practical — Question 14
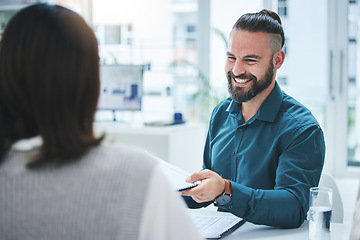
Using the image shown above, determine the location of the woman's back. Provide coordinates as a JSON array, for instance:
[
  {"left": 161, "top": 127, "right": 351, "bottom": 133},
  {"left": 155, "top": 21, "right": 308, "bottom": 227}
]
[{"left": 0, "top": 142, "right": 202, "bottom": 239}]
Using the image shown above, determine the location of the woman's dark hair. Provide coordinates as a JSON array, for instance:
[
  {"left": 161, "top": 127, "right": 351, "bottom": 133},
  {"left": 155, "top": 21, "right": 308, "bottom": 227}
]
[
  {"left": 0, "top": 3, "right": 103, "bottom": 166},
  {"left": 232, "top": 9, "right": 285, "bottom": 52}
]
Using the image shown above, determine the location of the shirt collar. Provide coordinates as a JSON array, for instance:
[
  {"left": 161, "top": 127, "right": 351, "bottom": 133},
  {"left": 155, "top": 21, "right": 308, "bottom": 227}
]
[
  {"left": 226, "top": 82, "right": 283, "bottom": 123},
  {"left": 226, "top": 99, "right": 242, "bottom": 121},
  {"left": 255, "top": 82, "right": 283, "bottom": 122}
]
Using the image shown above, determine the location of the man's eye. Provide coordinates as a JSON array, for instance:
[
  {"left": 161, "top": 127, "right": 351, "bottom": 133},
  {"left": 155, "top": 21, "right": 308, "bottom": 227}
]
[
  {"left": 245, "top": 59, "right": 257, "bottom": 63},
  {"left": 227, "top": 56, "right": 236, "bottom": 61}
]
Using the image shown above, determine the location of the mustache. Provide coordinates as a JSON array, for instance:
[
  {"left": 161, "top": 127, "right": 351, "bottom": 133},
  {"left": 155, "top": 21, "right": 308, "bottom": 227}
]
[{"left": 227, "top": 71, "right": 256, "bottom": 80}]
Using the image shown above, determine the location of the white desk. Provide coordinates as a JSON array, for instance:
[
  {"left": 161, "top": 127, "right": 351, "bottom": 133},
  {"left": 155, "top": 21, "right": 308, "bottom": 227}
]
[
  {"left": 94, "top": 122, "right": 206, "bottom": 173},
  {"left": 223, "top": 221, "right": 349, "bottom": 240},
  {"left": 194, "top": 177, "right": 359, "bottom": 239}
]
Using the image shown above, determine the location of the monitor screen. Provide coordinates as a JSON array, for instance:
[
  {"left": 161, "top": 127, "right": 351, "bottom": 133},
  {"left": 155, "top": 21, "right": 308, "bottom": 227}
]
[{"left": 97, "top": 64, "right": 144, "bottom": 111}]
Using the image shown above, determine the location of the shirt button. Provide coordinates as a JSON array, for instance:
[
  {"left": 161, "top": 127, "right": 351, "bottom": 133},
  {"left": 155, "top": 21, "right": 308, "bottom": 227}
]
[
  {"left": 228, "top": 205, "right": 233, "bottom": 209},
  {"left": 232, "top": 152, "right": 236, "bottom": 156}
]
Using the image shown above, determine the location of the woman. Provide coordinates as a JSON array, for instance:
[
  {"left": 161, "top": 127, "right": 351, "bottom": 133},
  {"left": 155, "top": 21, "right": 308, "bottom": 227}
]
[{"left": 0, "top": 3, "right": 202, "bottom": 240}]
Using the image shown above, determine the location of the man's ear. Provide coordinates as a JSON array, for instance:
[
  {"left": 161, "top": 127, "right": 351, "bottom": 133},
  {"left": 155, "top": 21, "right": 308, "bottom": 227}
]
[{"left": 273, "top": 50, "right": 285, "bottom": 69}]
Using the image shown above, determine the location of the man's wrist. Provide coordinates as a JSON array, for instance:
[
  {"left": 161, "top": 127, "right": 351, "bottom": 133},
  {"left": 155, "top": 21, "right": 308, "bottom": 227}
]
[
  {"left": 214, "top": 179, "right": 231, "bottom": 206},
  {"left": 219, "top": 178, "right": 227, "bottom": 196}
]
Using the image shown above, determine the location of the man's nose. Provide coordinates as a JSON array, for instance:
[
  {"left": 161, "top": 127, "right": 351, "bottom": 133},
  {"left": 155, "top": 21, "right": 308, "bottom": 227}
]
[{"left": 232, "top": 61, "right": 246, "bottom": 76}]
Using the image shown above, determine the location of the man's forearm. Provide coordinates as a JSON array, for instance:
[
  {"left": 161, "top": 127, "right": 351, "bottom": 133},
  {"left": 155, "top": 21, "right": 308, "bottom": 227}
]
[{"left": 219, "top": 183, "right": 306, "bottom": 228}]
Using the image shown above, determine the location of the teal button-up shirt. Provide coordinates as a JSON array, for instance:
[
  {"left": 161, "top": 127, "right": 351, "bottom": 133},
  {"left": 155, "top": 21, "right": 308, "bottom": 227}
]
[{"left": 185, "top": 82, "right": 325, "bottom": 228}]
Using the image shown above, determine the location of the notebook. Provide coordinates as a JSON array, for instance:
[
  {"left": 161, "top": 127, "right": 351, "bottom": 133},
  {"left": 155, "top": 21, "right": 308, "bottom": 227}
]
[
  {"left": 156, "top": 157, "right": 200, "bottom": 191},
  {"left": 188, "top": 209, "right": 245, "bottom": 239},
  {"left": 156, "top": 157, "right": 245, "bottom": 239}
]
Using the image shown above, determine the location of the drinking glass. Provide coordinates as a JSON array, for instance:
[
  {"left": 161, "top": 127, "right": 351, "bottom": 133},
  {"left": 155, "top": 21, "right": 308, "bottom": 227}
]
[{"left": 309, "top": 187, "right": 333, "bottom": 240}]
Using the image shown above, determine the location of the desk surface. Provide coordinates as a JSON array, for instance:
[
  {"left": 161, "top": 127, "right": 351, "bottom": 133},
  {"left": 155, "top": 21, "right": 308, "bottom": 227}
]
[
  {"left": 193, "top": 177, "right": 359, "bottom": 239},
  {"left": 224, "top": 220, "right": 349, "bottom": 240},
  {"left": 190, "top": 208, "right": 351, "bottom": 240}
]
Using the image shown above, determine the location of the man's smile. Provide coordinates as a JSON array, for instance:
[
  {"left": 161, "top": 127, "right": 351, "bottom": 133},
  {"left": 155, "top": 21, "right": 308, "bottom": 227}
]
[{"left": 233, "top": 78, "right": 252, "bottom": 84}]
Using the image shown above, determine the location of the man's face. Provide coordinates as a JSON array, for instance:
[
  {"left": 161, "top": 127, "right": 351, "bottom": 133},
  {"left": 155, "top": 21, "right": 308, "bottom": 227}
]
[{"left": 225, "top": 30, "right": 275, "bottom": 103}]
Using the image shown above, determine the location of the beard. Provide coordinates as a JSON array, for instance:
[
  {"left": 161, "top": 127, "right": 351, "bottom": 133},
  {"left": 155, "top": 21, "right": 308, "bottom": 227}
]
[{"left": 227, "top": 60, "right": 274, "bottom": 103}]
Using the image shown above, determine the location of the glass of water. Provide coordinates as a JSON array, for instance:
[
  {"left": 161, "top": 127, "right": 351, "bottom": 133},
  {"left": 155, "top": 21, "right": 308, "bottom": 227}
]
[{"left": 309, "top": 187, "right": 333, "bottom": 240}]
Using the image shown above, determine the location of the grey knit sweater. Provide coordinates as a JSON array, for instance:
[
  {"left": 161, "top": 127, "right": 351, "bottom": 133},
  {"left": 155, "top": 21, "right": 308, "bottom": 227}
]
[{"left": 0, "top": 144, "right": 156, "bottom": 240}]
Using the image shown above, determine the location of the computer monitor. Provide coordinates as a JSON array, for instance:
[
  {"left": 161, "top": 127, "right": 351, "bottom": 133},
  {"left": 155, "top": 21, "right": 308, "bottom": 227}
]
[{"left": 97, "top": 64, "right": 144, "bottom": 111}]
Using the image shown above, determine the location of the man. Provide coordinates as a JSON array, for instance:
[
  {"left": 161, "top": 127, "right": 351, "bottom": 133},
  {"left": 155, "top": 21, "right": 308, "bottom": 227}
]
[{"left": 182, "top": 9, "right": 325, "bottom": 229}]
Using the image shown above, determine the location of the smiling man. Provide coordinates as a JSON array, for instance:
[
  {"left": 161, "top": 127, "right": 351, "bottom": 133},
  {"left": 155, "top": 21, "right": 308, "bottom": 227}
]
[{"left": 182, "top": 10, "right": 325, "bottom": 228}]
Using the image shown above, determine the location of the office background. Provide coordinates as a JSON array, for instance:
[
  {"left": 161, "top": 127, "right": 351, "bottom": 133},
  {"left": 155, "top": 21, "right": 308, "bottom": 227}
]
[{"left": 0, "top": 0, "right": 359, "bottom": 178}]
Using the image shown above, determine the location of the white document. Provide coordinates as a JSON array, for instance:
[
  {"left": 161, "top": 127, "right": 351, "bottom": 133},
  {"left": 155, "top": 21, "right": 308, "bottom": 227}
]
[
  {"left": 155, "top": 157, "right": 245, "bottom": 239},
  {"left": 188, "top": 209, "right": 245, "bottom": 239},
  {"left": 156, "top": 157, "right": 199, "bottom": 191}
]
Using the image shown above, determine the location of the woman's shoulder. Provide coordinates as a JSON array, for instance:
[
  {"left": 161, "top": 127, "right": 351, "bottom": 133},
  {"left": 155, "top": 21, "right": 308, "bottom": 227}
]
[{"left": 86, "top": 143, "right": 158, "bottom": 173}]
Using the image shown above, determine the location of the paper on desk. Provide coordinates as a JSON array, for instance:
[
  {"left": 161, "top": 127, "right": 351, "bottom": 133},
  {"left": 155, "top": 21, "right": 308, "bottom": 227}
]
[
  {"left": 156, "top": 157, "right": 199, "bottom": 192},
  {"left": 157, "top": 158, "right": 245, "bottom": 239},
  {"left": 188, "top": 209, "right": 245, "bottom": 239}
]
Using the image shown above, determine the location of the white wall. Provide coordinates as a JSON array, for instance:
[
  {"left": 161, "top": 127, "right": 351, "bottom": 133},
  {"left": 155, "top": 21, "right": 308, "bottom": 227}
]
[
  {"left": 279, "top": 0, "right": 328, "bottom": 129},
  {"left": 93, "top": 0, "right": 174, "bottom": 66}
]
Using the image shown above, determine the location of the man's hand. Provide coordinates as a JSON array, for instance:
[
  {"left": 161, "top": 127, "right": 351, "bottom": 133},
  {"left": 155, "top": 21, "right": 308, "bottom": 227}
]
[{"left": 181, "top": 169, "right": 226, "bottom": 203}]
